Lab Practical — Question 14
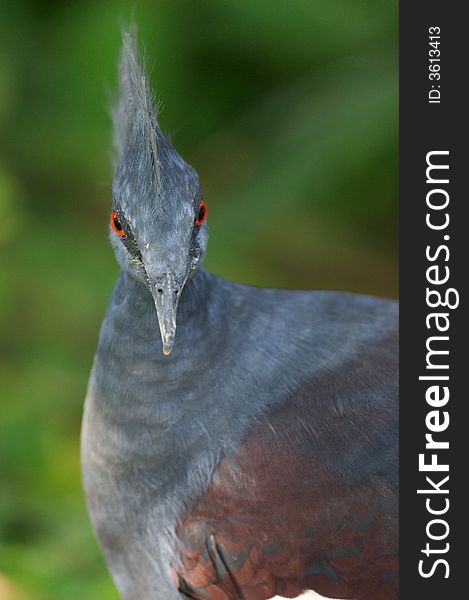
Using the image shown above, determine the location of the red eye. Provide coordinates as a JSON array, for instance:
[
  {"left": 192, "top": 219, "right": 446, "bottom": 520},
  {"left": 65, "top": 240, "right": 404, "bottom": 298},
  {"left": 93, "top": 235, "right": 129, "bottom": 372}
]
[
  {"left": 111, "top": 210, "right": 126, "bottom": 238},
  {"left": 195, "top": 200, "right": 208, "bottom": 227}
]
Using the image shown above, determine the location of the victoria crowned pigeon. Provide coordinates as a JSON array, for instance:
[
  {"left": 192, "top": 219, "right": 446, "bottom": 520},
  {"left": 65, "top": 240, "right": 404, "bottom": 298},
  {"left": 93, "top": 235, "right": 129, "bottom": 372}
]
[{"left": 81, "top": 32, "right": 398, "bottom": 600}]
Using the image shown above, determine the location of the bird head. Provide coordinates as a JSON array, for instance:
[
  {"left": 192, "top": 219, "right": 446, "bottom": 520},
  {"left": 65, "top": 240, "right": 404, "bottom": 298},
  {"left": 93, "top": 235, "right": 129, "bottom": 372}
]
[{"left": 109, "top": 32, "right": 208, "bottom": 356}]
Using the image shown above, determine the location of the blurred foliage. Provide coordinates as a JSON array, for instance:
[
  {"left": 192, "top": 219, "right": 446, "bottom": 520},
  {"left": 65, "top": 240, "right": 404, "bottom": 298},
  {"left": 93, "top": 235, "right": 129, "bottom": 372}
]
[{"left": 0, "top": 0, "right": 397, "bottom": 598}]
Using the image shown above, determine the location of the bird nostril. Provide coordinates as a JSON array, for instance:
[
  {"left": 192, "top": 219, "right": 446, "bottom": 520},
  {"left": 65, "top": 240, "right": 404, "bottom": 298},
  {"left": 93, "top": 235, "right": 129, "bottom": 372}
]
[
  {"left": 157, "top": 288, "right": 163, "bottom": 295},
  {"left": 174, "top": 289, "right": 179, "bottom": 295}
]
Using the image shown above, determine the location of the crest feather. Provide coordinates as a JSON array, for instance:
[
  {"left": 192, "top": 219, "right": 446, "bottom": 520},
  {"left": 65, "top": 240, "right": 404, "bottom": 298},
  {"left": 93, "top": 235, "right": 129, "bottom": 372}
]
[{"left": 112, "top": 29, "right": 160, "bottom": 171}]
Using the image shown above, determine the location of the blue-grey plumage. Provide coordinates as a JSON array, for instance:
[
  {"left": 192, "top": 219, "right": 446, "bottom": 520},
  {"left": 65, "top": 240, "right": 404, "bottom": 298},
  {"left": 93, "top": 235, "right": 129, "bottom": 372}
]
[{"left": 81, "top": 31, "right": 398, "bottom": 600}]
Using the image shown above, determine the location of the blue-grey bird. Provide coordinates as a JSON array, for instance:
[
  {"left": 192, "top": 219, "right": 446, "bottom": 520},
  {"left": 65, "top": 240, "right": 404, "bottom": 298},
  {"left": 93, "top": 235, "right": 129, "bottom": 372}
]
[{"left": 81, "top": 32, "right": 398, "bottom": 600}]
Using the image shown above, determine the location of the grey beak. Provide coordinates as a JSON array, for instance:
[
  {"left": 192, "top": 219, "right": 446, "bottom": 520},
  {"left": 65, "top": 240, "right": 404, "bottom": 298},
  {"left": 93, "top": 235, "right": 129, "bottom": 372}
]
[{"left": 152, "top": 273, "right": 181, "bottom": 356}]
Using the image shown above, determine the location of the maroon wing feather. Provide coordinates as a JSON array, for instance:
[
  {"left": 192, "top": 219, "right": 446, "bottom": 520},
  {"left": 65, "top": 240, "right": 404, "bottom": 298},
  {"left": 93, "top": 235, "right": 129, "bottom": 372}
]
[{"left": 175, "top": 336, "right": 398, "bottom": 600}]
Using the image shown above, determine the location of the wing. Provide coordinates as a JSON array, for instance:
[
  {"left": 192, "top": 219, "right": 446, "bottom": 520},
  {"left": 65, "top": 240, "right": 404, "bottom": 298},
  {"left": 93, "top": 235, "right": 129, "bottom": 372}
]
[{"left": 175, "top": 330, "right": 398, "bottom": 600}]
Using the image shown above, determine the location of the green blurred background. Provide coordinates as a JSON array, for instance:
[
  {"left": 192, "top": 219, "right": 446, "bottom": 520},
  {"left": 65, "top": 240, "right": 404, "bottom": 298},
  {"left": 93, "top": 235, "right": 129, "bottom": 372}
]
[{"left": 0, "top": 1, "right": 397, "bottom": 598}]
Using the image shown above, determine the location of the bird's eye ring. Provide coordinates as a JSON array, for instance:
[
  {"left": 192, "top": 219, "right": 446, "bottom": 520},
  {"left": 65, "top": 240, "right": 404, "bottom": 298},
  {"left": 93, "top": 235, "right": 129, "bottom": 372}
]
[
  {"left": 195, "top": 200, "right": 208, "bottom": 227},
  {"left": 111, "top": 210, "right": 126, "bottom": 238}
]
